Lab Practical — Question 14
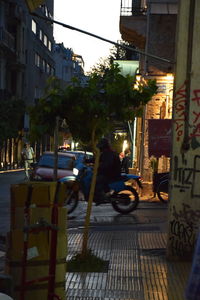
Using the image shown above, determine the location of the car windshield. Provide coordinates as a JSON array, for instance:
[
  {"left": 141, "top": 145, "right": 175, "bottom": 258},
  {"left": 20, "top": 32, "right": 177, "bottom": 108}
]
[
  {"left": 59, "top": 150, "right": 93, "bottom": 162},
  {"left": 38, "top": 154, "right": 74, "bottom": 170}
]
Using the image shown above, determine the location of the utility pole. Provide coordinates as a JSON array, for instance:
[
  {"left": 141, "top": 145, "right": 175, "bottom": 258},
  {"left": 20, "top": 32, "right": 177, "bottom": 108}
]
[
  {"left": 167, "top": 0, "right": 200, "bottom": 260},
  {"left": 53, "top": 116, "right": 59, "bottom": 181}
]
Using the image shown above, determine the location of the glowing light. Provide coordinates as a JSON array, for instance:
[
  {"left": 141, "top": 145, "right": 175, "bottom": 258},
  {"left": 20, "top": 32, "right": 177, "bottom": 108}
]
[
  {"left": 122, "top": 140, "right": 128, "bottom": 153},
  {"left": 136, "top": 74, "right": 142, "bottom": 82},
  {"left": 166, "top": 73, "right": 174, "bottom": 81}
]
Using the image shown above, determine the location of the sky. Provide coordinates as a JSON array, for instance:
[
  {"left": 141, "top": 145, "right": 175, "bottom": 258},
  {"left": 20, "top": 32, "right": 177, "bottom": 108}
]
[{"left": 53, "top": 0, "right": 122, "bottom": 73}]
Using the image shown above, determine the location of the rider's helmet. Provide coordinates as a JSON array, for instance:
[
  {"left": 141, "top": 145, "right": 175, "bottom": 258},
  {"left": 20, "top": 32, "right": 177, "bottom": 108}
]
[{"left": 97, "top": 138, "right": 110, "bottom": 151}]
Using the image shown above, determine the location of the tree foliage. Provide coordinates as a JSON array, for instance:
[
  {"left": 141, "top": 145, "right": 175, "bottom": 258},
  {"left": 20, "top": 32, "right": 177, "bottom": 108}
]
[
  {"left": 29, "top": 63, "right": 157, "bottom": 258},
  {"left": 89, "top": 41, "right": 138, "bottom": 75},
  {"left": 0, "top": 98, "right": 25, "bottom": 148},
  {"left": 29, "top": 64, "right": 157, "bottom": 147}
]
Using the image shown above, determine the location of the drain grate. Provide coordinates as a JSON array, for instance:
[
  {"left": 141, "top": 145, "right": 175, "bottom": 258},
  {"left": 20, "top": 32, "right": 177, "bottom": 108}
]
[
  {"left": 140, "top": 248, "right": 166, "bottom": 256},
  {"left": 67, "top": 290, "right": 144, "bottom": 299}
]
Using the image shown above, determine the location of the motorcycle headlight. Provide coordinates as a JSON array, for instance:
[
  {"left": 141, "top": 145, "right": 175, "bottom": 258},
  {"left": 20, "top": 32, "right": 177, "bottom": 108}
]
[
  {"left": 73, "top": 168, "right": 79, "bottom": 176},
  {"left": 33, "top": 174, "right": 43, "bottom": 180}
]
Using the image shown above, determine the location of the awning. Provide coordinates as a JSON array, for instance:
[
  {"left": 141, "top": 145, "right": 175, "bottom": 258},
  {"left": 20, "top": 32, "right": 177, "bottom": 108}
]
[{"left": 114, "top": 60, "right": 139, "bottom": 77}]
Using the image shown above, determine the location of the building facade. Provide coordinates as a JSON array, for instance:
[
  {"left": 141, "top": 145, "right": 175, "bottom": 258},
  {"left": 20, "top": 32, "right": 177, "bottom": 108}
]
[
  {"left": 0, "top": 0, "right": 87, "bottom": 168},
  {"left": 120, "top": 0, "right": 178, "bottom": 189},
  {"left": 0, "top": 0, "right": 55, "bottom": 167},
  {"left": 54, "top": 43, "right": 85, "bottom": 87}
]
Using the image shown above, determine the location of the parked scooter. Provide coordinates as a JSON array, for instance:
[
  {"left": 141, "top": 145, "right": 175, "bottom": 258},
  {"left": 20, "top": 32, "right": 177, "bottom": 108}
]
[
  {"left": 153, "top": 172, "right": 169, "bottom": 203},
  {"left": 59, "top": 162, "right": 142, "bottom": 214},
  {"left": 156, "top": 173, "right": 169, "bottom": 203}
]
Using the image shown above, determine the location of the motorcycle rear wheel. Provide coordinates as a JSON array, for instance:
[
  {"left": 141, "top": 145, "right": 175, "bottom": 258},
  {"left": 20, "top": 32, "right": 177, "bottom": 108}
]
[
  {"left": 157, "top": 179, "right": 169, "bottom": 203},
  {"left": 64, "top": 188, "right": 79, "bottom": 214},
  {"left": 111, "top": 186, "right": 139, "bottom": 214}
]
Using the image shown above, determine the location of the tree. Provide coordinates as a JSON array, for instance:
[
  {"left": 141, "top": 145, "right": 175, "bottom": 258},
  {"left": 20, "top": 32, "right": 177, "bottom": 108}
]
[
  {"left": 29, "top": 64, "right": 157, "bottom": 257},
  {"left": 0, "top": 97, "right": 25, "bottom": 150},
  {"left": 89, "top": 41, "right": 138, "bottom": 75}
]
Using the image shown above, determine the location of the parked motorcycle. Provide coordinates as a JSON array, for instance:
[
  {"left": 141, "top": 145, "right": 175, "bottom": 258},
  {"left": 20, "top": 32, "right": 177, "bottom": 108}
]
[
  {"left": 153, "top": 172, "right": 169, "bottom": 203},
  {"left": 59, "top": 162, "right": 142, "bottom": 214},
  {"left": 156, "top": 173, "right": 169, "bottom": 203}
]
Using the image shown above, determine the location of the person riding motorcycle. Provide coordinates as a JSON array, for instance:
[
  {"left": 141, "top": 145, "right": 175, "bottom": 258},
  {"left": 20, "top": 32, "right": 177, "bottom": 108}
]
[{"left": 95, "top": 138, "right": 121, "bottom": 205}]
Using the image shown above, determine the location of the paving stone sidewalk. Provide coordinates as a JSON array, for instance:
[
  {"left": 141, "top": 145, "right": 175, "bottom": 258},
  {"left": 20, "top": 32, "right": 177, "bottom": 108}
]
[
  {"left": 66, "top": 229, "right": 191, "bottom": 300},
  {"left": 0, "top": 174, "right": 191, "bottom": 300}
]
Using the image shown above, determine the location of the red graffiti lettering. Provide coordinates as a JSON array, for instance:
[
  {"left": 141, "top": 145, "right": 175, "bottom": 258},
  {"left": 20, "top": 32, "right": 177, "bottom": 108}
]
[
  {"left": 192, "top": 90, "right": 200, "bottom": 106},
  {"left": 174, "top": 82, "right": 187, "bottom": 101},
  {"left": 175, "top": 121, "right": 183, "bottom": 131},
  {"left": 190, "top": 123, "right": 200, "bottom": 138},
  {"left": 193, "top": 112, "right": 200, "bottom": 124},
  {"left": 174, "top": 82, "right": 187, "bottom": 141}
]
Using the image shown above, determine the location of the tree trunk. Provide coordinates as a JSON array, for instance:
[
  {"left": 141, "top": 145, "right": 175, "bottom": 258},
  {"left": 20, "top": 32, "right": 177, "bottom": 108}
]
[{"left": 81, "top": 126, "right": 99, "bottom": 257}]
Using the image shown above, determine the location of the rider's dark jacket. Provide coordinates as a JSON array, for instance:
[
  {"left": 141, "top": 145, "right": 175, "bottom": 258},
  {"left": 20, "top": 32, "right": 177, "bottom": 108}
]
[{"left": 98, "top": 148, "right": 121, "bottom": 182}]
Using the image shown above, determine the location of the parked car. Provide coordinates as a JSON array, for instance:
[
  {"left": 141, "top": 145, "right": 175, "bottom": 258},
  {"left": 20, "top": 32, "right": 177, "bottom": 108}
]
[
  {"left": 58, "top": 148, "right": 93, "bottom": 163},
  {"left": 31, "top": 151, "right": 76, "bottom": 181}
]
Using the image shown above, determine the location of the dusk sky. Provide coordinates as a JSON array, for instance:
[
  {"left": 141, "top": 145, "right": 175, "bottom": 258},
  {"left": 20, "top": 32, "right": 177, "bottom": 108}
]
[{"left": 53, "top": 0, "right": 122, "bottom": 73}]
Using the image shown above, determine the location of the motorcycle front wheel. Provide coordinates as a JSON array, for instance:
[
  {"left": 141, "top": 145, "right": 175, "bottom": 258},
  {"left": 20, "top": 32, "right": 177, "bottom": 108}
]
[
  {"left": 64, "top": 188, "right": 79, "bottom": 214},
  {"left": 111, "top": 186, "right": 139, "bottom": 214}
]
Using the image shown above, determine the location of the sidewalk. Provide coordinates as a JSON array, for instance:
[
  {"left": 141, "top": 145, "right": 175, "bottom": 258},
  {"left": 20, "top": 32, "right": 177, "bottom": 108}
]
[
  {"left": 66, "top": 202, "right": 191, "bottom": 300},
  {"left": 67, "top": 229, "right": 191, "bottom": 300},
  {"left": 0, "top": 171, "right": 191, "bottom": 299}
]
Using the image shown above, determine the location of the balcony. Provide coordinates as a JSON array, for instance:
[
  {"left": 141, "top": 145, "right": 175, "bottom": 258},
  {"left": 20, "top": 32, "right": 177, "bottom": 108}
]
[
  {"left": 120, "top": 0, "right": 178, "bottom": 50},
  {"left": 0, "top": 27, "right": 15, "bottom": 53},
  {"left": 120, "top": 0, "right": 147, "bottom": 49},
  {"left": 121, "top": 0, "right": 147, "bottom": 16}
]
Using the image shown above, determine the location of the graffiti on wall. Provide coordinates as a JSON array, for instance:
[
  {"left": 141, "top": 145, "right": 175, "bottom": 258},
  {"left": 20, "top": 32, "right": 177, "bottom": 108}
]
[
  {"left": 173, "top": 154, "right": 200, "bottom": 197},
  {"left": 169, "top": 203, "right": 199, "bottom": 257},
  {"left": 172, "top": 203, "right": 200, "bottom": 226},
  {"left": 174, "top": 82, "right": 200, "bottom": 148},
  {"left": 174, "top": 81, "right": 186, "bottom": 142},
  {"left": 190, "top": 89, "right": 200, "bottom": 149}
]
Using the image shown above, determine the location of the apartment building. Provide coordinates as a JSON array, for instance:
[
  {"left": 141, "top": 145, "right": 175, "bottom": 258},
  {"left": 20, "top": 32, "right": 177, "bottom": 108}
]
[
  {"left": 0, "top": 0, "right": 88, "bottom": 168},
  {"left": 120, "top": 0, "right": 178, "bottom": 185},
  {"left": 54, "top": 43, "right": 85, "bottom": 87},
  {"left": 0, "top": 0, "right": 54, "bottom": 167}
]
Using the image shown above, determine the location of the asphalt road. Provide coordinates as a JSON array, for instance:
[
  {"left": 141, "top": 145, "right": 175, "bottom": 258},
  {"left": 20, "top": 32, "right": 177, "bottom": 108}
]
[
  {"left": 0, "top": 170, "right": 25, "bottom": 237},
  {"left": 0, "top": 170, "right": 168, "bottom": 237}
]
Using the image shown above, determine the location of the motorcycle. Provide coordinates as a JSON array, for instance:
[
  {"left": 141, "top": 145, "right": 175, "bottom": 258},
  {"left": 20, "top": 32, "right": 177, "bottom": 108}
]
[
  {"left": 156, "top": 173, "right": 169, "bottom": 203},
  {"left": 59, "top": 162, "right": 142, "bottom": 215},
  {"left": 153, "top": 172, "right": 169, "bottom": 203}
]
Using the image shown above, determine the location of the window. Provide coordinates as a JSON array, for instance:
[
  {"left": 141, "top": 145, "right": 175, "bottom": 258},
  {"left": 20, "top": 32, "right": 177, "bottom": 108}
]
[
  {"left": 42, "top": 59, "right": 46, "bottom": 72},
  {"left": 39, "top": 29, "right": 43, "bottom": 41},
  {"left": 51, "top": 67, "right": 55, "bottom": 76},
  {"left": 46, "top": 63, "right": 50, "bottom": 74},
  {"left": 44, "top": 34, "right": 48, "bottom": 47},
  {"left": 45, "top": 6, "right": 48, "bottom": 17},
  {"left": 48, "top": 40, "right": 52, "bottom": 51},
  {"left": 32, "top": 19, "right": 37, "bottom": 34},
  {"left": 35, "top": 53, "right": 40, "bottom": 67}
]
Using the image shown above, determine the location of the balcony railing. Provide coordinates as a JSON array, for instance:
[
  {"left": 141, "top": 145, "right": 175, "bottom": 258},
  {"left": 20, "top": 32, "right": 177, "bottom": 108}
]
[
  {"left": 0, "top": 27, "right": 15, "bottom": 52},
  {"left": 121, "top": 0, "right": 147, "bottom": 16}
]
